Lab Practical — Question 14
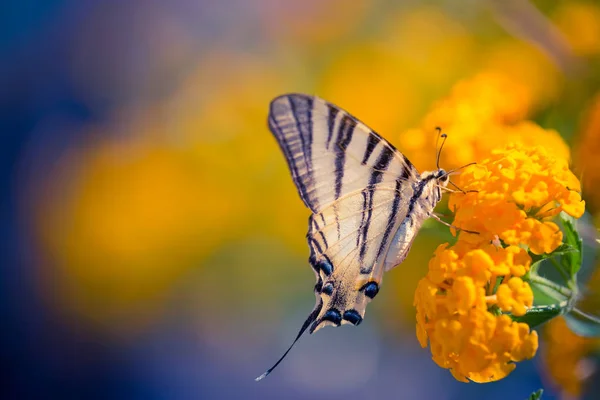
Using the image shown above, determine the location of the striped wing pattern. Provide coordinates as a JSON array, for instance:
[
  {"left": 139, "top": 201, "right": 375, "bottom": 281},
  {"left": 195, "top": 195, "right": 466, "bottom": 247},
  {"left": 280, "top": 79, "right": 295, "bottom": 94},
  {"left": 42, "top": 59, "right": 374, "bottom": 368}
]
[{"left": 268, "top": 94, "right": 419, "bottom": 332}]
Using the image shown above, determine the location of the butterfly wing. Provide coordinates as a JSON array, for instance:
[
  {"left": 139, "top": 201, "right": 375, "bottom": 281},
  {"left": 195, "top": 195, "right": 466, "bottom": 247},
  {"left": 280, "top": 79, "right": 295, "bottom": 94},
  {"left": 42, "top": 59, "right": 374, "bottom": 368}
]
[
  {"left": 269, "top": 94, "right": 419, "bottom": 331},
  {"left": 269, "top": 93, "right": 417, "bottom": 214}
]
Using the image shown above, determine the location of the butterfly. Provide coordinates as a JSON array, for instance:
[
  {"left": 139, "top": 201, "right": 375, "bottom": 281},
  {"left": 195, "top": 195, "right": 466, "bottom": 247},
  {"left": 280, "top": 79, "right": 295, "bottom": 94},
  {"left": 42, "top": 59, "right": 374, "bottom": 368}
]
[{"left": 256, "top": 93, "right": 468, "bottom": 381}]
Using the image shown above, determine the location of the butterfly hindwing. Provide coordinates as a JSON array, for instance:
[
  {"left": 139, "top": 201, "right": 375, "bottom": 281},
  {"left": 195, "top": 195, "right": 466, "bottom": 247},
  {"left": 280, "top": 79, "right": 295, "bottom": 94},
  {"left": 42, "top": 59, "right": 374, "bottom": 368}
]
[{"left": 307, "top": 184, "right": 415, "bottom": 333}]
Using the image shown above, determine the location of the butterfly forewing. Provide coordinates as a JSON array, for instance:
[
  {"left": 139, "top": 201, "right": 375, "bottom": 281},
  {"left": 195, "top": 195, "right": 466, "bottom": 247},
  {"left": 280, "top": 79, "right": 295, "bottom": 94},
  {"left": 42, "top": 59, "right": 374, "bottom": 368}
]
[{"left": 268, "top": 94, "right": 418, "bottom": 214}]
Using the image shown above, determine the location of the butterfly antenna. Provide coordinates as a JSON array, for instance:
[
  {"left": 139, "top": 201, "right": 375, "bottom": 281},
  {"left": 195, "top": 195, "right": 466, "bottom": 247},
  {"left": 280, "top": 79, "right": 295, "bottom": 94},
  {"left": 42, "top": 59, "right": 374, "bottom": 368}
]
[
  {"left": 435, "top": 127, "right": 447, "bottom": 170},
  {"left": 444, "top": 162, "right": 478, "bottom": 194},
  {"left": 445, "top": 161, "right": 477, "bottom": 175},
  {"left": 255, "top": 303, "right": 322, "bottom": 382}
]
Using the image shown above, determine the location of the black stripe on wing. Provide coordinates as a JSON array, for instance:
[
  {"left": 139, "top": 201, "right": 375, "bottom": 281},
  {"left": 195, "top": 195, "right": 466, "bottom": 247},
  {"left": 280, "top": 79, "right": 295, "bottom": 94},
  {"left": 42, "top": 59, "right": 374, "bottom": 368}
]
[
  {"left": 269, "top": 93, "right": 419, "bottom": 216},
  {"left": 333, "top": 114, "right": 357, "bottom": 201},
  {"left": 326, "top": 104, "right": 338, "bottom": 150},
  {"left": 376, "top": 179, "right": 404, "bottom": 259},
  {"left": 309, "top": 214, "right": 329, "bottom": 251},
  {"left": 332, "top": 114, "right": 357, "bottom": 239},
  {"left": 268, "top": 95, "right": 317, "bottom": 208},
  {"left": 362, "top": 134, "right": 379, "bottom": 165},
  {"left": 358, "top": 146, "right": 395, "bottom": 265}
]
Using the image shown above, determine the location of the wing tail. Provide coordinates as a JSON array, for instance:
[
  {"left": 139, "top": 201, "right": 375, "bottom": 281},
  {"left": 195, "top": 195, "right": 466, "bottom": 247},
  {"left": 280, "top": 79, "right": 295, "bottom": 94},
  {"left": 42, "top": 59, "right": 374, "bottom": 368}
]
[{"left": 255, "top": 299, "right": 323, "bottom": 381}]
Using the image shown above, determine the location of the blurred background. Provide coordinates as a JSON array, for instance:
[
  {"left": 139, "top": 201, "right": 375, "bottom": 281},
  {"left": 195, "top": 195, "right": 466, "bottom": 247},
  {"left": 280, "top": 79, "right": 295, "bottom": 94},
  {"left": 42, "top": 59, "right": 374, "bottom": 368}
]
[{"left": 2, "top": 0, "right": 600, "bottom": 399}]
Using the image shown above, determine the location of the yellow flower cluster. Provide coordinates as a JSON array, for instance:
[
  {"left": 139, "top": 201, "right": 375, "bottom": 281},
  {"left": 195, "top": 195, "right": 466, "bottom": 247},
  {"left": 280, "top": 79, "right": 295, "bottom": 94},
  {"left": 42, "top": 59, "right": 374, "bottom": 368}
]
[
  {"left": 415, "top": 241, "right": 537, "bottom": 382},
  {"left": 544, "top": 317, "right": 600, "bottom": 397},
  {"left": 415, "top": 144, "right": 585, "bottom": 382},
  {"left": 450, "top": 144, "right": 585, "bottom": 254},
  {"left": 398, "top": 72, "right": 570, "bottom": 172}
]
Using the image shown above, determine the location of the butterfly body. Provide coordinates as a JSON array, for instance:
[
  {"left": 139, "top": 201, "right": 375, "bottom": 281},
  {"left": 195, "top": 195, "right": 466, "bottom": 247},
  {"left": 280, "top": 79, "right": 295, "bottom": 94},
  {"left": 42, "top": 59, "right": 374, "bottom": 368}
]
[
  {"left": 256, "top": 94, "right": 449, "bottom": 381},
  {"left": 384, "top": 170, "right": 446, "bottom": 270}
]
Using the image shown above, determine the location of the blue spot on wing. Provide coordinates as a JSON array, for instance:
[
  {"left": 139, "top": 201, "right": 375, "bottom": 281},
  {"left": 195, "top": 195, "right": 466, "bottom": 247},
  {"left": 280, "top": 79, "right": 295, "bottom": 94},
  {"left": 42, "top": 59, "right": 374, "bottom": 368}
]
[
  {"left": 322, "top": 309, "right": 342, "bottom": 325},
  {"left": 321, "top": 282, "right": 334, "bottom": 296},
  {"left": 317, "top": 259, "right": 333, "bottom": 276},
  {"left": 360, "top": 281, "right": 380, "bottom": 299},
  {"left": 343, "top": 310, "right": 363, "bottom": 326}
]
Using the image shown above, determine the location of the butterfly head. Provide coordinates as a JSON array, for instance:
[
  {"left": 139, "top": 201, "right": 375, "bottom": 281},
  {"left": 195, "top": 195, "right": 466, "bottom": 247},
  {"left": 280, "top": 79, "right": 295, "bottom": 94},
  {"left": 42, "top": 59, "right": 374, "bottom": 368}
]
[
  {"left": 434, "top": 168, "right": 450, "bottom": 185},
  {"left": 416, "top": 168, "right": 450, "bottom": 210}
]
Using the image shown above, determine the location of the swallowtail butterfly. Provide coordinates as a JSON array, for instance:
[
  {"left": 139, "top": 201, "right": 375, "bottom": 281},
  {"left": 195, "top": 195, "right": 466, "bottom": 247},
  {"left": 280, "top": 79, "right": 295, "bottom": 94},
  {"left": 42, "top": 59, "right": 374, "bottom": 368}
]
[{"left": 256, "top": 94, "right": 464, "bottom": 381}]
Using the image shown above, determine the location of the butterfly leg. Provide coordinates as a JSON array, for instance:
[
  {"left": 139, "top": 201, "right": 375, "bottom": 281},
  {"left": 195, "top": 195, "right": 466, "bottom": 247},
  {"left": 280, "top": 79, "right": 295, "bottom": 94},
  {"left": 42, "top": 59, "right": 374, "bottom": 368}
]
[
  {"left": 430, "top": 213, "right": 479, "bottom": 235},
  {"left": 447, "top": 181, "right": 477, "bottom": 194}
]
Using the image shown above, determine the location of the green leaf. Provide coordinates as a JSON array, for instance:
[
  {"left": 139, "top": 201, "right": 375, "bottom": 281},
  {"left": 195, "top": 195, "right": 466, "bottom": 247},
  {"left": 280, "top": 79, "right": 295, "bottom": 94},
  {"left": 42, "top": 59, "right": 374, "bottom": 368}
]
[
  {"left": 527, "top": 388, "right": 543, "bottom": 400},
  {"left": 527, "top": 242, "right": 576, "bottom": 279},
  {"left": 511, "top": 304, "right": 564, "bottom": 328},
  {"left": 526, "top": 214, "right": 583, "bottom": 294},
  {"left": 530, "top": 283, "right": 564, "bottom": 306},
  {"left": 560, "top": 213, "right": 583, "bottom": 277},
  {"left": 529, "top": 243, "right": 577, "bottom": 264},
  {"left": 573, "top": 211, "right": 599, "bottom": 286}
]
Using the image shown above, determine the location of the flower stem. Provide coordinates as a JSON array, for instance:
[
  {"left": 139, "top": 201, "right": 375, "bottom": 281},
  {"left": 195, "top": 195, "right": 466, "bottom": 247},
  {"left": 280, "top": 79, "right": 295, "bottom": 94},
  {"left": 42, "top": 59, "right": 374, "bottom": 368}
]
[
  {"left": 571, "top": 307, "right": 600, "bottom": 325},
  {"left": 528, "top": 274, "right": 574, "bottom": 302}
]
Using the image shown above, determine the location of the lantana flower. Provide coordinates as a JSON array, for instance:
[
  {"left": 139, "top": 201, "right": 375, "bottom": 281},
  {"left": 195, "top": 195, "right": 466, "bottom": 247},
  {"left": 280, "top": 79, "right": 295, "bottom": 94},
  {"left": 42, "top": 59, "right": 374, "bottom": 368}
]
[
  {"left": 450, "top": 144, "right": 585, "bottom": 252},
  {"left": 414, "top": 144, "right": 585, "bottom": 382}
]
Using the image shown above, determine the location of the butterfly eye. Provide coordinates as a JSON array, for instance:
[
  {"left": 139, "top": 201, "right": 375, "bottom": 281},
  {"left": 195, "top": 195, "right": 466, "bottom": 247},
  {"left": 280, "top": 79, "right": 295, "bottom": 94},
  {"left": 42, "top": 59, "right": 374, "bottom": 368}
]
[
  {"left": 343, "top": 310, "right": 363, "bottom": 326},
  {"left": 321, "top": 282, "right": 334, "bottom": 296},
  {"left": 322, "top": 309, "right": 342, "bottom": 325},
  {"left": 360, "top": 281, "right": 380, "bottom": 299}
]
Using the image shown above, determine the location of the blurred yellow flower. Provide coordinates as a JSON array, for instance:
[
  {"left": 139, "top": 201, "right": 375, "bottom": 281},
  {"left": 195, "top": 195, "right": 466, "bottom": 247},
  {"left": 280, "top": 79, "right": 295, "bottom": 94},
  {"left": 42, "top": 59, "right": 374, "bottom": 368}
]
[
  {"left": 554, "top": 2, "right": 600, "bottom": 56},
  {"left": 544, "top": 317, "right": 600, "bottom": 397},
  {"left": 480, "top": 40, "right": 561, "bottom": 106},
  {"left": 318, "top": 43, "right": 420, "bottom": 136},
  {"left": 381, "top": 6, "right": 476, "bottom": 89},
  {"left": 575, "top": 93, "right": 600, "bottom": 214},
  {"left": 398, "top": 72, "right": 568, "bottom": 172},
  {"left": 37, "top": 138, "right": 245, "bottom": 330},
  {"left": 317, "top": 5, "right": 484, "bottom": 146},
  {"left": 35, "top": 53, "right": 303, "bottom": 332}
]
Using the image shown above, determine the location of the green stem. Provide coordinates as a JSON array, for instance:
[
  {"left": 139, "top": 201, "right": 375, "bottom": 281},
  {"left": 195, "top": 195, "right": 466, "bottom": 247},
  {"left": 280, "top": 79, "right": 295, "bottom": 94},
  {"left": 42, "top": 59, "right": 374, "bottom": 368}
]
[
  {"left": 571, "top": 308, "right": 600, "bottom": 325},
  {"left": 529, "top": 274, "right": 574, "bottom": 301}
]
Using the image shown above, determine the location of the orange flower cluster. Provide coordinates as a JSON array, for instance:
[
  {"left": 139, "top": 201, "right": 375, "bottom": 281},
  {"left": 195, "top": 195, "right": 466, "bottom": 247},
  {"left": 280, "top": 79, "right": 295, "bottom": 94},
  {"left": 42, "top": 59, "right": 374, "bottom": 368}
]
[
  {"left": 415, "top": 241, "right": 537, "bottom": 382},
  {"left": 415, "top": 144, "right": 585, "bottom": 382},
  {"left": 450, "top": 144, "right": 585, "bottom": 254}
]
